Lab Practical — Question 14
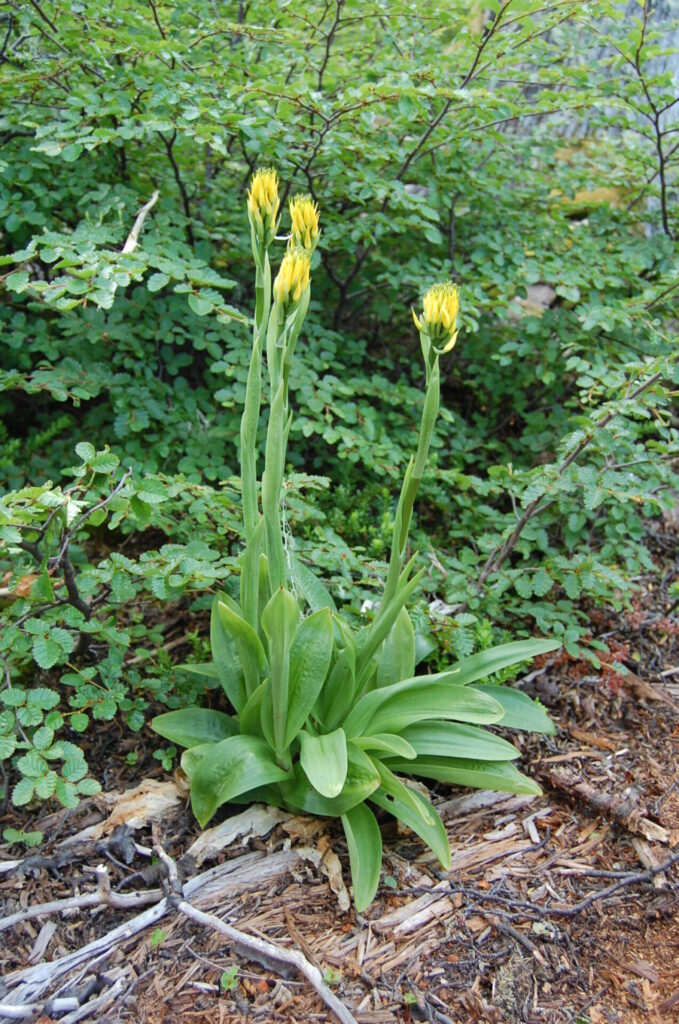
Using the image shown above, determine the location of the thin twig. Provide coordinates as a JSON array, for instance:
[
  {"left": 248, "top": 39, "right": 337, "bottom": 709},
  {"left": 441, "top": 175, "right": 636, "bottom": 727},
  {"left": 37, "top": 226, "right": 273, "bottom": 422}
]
[
  {"left": 121, "top": 192, "right": 159, "bottom": 254},
  {"left": 154, "top": 843, "right": 358, "bottom": 1024},
  {"left": 0, "top": 865, "right": 162, "bottom": 934}
]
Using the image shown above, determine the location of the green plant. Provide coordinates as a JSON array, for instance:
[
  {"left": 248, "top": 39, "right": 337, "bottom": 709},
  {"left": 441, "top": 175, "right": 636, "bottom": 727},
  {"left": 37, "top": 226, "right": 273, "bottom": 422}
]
[
  {"left": 220, "top": 966, "right": 239, "bottom": 992},
  {"left": 152, "top": 174, "right": 560, "bottom": 911}
]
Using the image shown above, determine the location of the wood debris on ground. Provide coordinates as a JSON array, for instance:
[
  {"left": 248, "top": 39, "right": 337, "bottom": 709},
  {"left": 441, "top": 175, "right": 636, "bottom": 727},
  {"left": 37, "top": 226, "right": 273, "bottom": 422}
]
[{"left": 1, "top": 538, "right": 678, "bottom": 1024}]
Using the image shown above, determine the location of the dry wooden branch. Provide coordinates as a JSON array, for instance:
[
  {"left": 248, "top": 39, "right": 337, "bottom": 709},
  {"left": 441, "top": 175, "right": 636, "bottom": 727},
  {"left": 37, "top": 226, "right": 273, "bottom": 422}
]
[
  {"left": 154, "top": 843, "right": 359, "bottom": 1024},
  {"left": 121, "top": 190, "right": 159, "bottom": 253},
  {"left": 2, "top": 848, "right": 300, "bottom": 1013},
  {"left": 0, "top": 865, "right": 162, "bottom": 934},
  {"left": 541, "top": 765, "right": 669, "bottom": 843}
]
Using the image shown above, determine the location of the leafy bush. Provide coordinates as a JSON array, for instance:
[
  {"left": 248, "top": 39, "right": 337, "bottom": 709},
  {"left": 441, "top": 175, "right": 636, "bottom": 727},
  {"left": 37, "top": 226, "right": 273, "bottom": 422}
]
[{"left": 1, "top": 1, "right": 677, "bottom": 819}]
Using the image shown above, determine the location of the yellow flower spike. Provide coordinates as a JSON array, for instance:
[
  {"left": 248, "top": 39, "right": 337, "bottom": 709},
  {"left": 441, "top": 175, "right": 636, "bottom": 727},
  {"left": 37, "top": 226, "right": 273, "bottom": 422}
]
[
  {"left": 247, "top": 167, "right": 280, "bottom": 249},
  {"left": 289, "top": 194, "right": 321, "bottom": 253},
  {"left": 273, "top": 247, "right": 311, "bottom": 307},
  {"left": 415, "top": 281, "right": 460, "bottom": 352}
]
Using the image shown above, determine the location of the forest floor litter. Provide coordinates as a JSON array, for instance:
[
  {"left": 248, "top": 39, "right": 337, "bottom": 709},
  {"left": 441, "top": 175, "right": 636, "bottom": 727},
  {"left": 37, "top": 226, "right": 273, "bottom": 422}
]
[{"left": 1, "top": 522, "right": 677, "bottom": 1024}]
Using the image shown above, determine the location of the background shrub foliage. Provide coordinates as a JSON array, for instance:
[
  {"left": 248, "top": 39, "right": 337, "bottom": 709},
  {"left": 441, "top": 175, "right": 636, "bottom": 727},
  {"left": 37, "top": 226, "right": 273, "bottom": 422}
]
[{"left": 1, "top": 0, "right": 677, "bottom": 816}]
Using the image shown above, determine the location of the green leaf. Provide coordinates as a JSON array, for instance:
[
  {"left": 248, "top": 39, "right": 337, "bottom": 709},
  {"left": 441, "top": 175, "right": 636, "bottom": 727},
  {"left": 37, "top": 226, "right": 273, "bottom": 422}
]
[
  {"left": 284, "top": 608, "right": 334, "bottom": 745},
  {"left": 448, "top": 639, "right": 562, "bottom": 686},
  {"left": 151, "top": 708, "right": 238, "bottom": 748},
  {"left": 260, "top": 587, "right": 300, "bottom": 758},
  {"left": 400, "top": 722, "right": 519, "bottom": 760},
  {"left": 190, "top": 735, "right": 289, "bottom": 827},
  {"left": 341, "top": 803, "right": 382, "bottom": 912},
  {"left": 75, "top": 442, "right": 95, "bottom": 461},
  {"left": 12, "top": 778, "right": 35, "bottom": 806},
  {"left": 0, "top": 735, "right": 17, "bottom": 759},
  {"left": 180, "top": 742, "right": 213, "bottom": 780},
  {"left": 472, "top": 685, "right": 555, "bottom": 734},
  {"left": 388, "top": 756, "right": 542, "bottom": 796},
  {"left": 35, "top": 771, "right": 58, "bottom": 799},
  {"left": 188, "top": 293, "right": 214, "bottom": 316},
  {"left": 343, "top": 639, "right": 560, "bottom": 737},
  {"left": 317, "top": 627, "right": 357, "bottom": 729},
  {"left": 216, "top": 599, "right": 264, "bottom": 707},
  {"left": 369, "top": 775, "right": 450, "bottom": 869},
  {"left": 299, "top": 728, "right": 348, "bottom": 798},
  {"left": 350, "top": 683, "right": 504, "bottom": 738},
  {"left": 5, "top": 270, "right": 29, "bottom": 293},
  {"left": 352, "top": 733, "right": 417, "bottom": 759},
  {"left": 147, "top": 272, "right": 170, "bottom": 292},
  {"left": 376, "top": 607, "right": 415, "bottom": 687},
  {"left": 32, "top": 635, "right": 62, "bottom": 670},
  {"left": 289, "top": 556, "right": 337, "bottom": 612},
  {"left": 281, "top": 744, "right": 379, "bottom": 817},
  {"left": 76, "top": 778, "right": 102, "bottom": 795},
  {"left": 27, "top": 688, "right": 59, "bottom": 709}
]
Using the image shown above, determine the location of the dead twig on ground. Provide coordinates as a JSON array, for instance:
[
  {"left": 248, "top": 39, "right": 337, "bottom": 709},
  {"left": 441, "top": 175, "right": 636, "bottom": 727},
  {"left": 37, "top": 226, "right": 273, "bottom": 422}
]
[
  {"left": 0, "top": 865, "right": 162, "bottom": 934},
  {"left": 540, "top": 765, "right": 669, "bottom": 842},
  {"left": 153, "top": 840, "right": 359, "bottom": 1024}
]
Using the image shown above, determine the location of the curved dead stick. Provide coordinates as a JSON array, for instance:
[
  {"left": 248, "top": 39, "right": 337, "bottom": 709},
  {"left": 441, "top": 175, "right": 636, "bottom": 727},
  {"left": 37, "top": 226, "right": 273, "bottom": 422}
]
[
  {"left": 154, "top": 844, "right": 358, "bottom": 1024},
  {"left": 0, "top": 866, "right": 162, "bottom": 934}
]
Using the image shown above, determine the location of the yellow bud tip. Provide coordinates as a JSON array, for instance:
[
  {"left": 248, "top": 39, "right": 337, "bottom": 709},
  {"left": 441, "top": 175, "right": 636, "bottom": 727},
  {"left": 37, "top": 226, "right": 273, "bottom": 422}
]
[
  {"left": 416, "top": 281, "right": 460, "bottom": 350},
  {"left": 289, "top": 193, "right": 320, "bottom": 252},
  {"left": 247, "top": 167, "right": 280, "bottom": 230},
  {"left": 273, "top": 247, "right": 311, "bottom": 306}
]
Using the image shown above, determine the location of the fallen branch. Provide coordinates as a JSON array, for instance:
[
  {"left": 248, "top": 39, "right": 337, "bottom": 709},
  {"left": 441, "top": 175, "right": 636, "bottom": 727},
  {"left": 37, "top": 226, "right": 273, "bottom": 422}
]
[
  {"left": 0, "top": 865, "right": 162, "bottom": 934},
  {"left": 154, "top": 842, "right": 359, "bottom": 1024},
  {"left": 2, "top": 848, "right": 300, "bottom": 1013},
  {"left": 540, "top": 765, "right": 669, "bottom": 843}
]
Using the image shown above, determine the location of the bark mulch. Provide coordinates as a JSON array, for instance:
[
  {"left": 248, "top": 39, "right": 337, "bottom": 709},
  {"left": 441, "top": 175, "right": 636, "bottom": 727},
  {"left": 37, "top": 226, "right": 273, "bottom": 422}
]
[{"left": 1, "top": 529, "right": 677, "bottom": 1024}]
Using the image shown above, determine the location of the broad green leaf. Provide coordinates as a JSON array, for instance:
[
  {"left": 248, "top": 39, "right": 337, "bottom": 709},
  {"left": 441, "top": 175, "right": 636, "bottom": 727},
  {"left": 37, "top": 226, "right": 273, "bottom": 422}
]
[
  {"left": 400, "top": 722, "right": 519, "bottom": 760},
  {"left": 151, "top": 708, "right": 238, "bottom": 749},
  {"left": 181, "top": 743, "right": 215, "bottom": 779},
  {"left": 472, "top": 685, "right": 555, "bottom": 734},
  {"left": 355, "top": 567, "right": 425, "bottom": 687},
  {"left": 299, "top": 728, "right": 348, "bottom": 798},
  {"left": 191, "top": 735, "right": 290, "bottom": 826},
  {"left": 290, "top": 555, "right": 337, "bottom": 613},
  {"left": 343, "top": 638, "right": 560, "bottom": 737},
  {"left": 284, "top": 608, "right": 334, "bottom": 745},
  {"left": 176, "top": 662, "right": 220, "bottom": 679},
  {"left": 347, "top": 682, "right": 504, "bottom": 738},
  {"left": 239, "top": 680, "right": 267, "bottom": 739},
  {"left": 448, "top": 639, "right": 561, "bottom": 687},
  {"left": 217, "top": 600, "right": 266, "bottom": 704},
  {"left": 373, "top": 758, "right": 432, "bottom": 824},
  {"left": 370, "top": 776, "right": 450, "bottom": 869},
  {"left": 281, "top": 744, "right": 379, "bottom": 817},
  {"left": 387, "top": 756, "right": 542, "bottom": 796},
  {"left": 261, "top": 587, "right": 300, "bottom": 758},
  {"left": 210, "top": 597, "right": 246, "bottom": 711},
  {"left": 376, "top": 607, "right": 415, "bottom": 687},
  {"left": 239, "top": 516, "right": 266, "bottom": 631},
  {"left": 341, "top": 803, "right": 382, "bottom": 912},
  {"left": 352, "top": 733, "right": 416, "bottom": 759},
  {"left": 317, "top": 626, "right": 357, "bottom": 729}
]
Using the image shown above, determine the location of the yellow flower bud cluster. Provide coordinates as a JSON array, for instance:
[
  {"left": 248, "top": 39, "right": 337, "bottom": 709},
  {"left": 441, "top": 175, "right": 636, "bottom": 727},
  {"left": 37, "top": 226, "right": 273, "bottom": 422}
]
[
  {"left": 289, "top": 194, "right": 320, "bottom": 253},
  {"left": 247, "top": 168, "right": 280, "bottom": 249},
  {"left": 273, "top": 247, "right": 311, "bottom": 307},
  {"left": 412, "top": 281, "right": 460, "bottom": 353}
]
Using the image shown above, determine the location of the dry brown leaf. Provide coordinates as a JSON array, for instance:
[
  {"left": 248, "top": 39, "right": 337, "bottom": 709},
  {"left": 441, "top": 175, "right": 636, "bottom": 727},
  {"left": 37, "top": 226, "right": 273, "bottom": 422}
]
[{"left": 91, "top": 779, "right": 183, "bottom": 838}]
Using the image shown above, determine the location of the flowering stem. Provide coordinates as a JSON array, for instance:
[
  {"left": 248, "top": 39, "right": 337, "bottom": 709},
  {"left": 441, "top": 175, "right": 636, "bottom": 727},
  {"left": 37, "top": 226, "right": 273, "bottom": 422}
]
[
  {"left": 378, "top": 354, "right": 440, "bottom": 614},
  {"left": 241, "top": 254, "right": 270, "bottom": 542}
]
